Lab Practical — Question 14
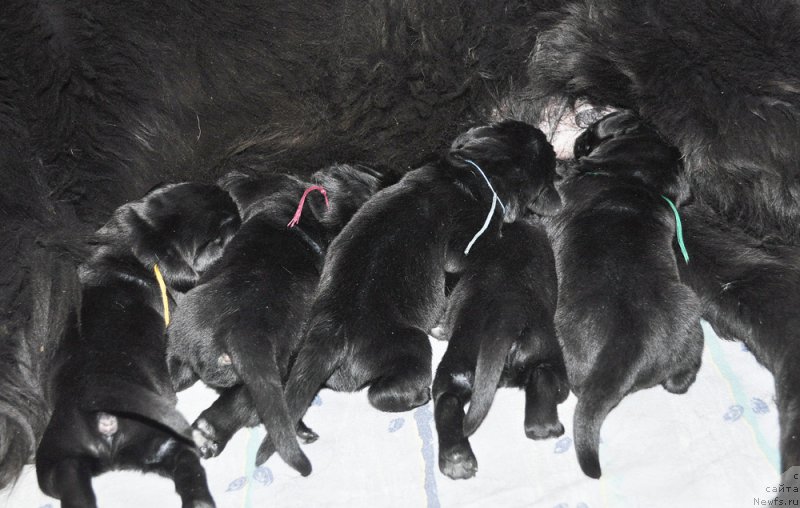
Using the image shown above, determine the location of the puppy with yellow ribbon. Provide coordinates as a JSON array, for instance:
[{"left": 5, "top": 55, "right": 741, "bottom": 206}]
[{"left": 36, "top": 182, "right": 239, "bottom": 508}]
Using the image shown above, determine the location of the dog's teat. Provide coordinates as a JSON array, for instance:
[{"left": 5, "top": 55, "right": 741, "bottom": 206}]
[{"left": 288, "top": 185, "right": 330, "bottom": 228}]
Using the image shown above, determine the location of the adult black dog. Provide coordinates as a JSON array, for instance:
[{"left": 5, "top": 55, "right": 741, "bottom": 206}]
[
  {"left": 167, "top": 164, "right": 384, "bottom": 475},
  {"left": 433, "top": 215, "right": 567, "bottom": 480},
  {"left": 516, "top": 0, "right": 800, "bottom": 473},
  {"left": 0, "top": 0, "right": 548, "bottom": 484},
  {"left": 256, "top": 120, "right": 560, "bottom": 468},
  {"left": 4, "top": 0, "right": 800, "bottom": 487},
  {"left": 35, "top": 183, "right": 239, "bottom": 507},
  {"left": 548, "top": 111, "right": 703, "bottom": 479}
]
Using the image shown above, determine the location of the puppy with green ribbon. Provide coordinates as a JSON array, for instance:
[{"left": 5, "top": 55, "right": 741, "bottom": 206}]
[{"left": 547, "top": 110, "right": 703, "bottom": 480}]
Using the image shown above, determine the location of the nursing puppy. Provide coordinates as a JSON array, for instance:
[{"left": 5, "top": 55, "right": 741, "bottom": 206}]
[
  {"left": 521, "top": 1, "right": 800, "bottom": 472},
  {"left": 167, "top": 164, "right": 383, "bottom": 475},
  {"left": 434, "top": 215, "right": 567, "bottom": 480},
  {"left": 257, "top": 120, "right": 560, "bottom": 466},
  {"left": 550, "top": 111, "right": 703, "bottom": 479},
  {"left": 36, "top": 183, "right": 240, "bottom": 508}
]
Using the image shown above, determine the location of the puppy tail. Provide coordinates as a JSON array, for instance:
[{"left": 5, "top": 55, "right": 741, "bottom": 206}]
[
  {"left": 573, "top": 370, "right": 629, "bottom": 479},
  {"left": 255, "top": 318, "right": 344, "bottom": 468},
  {"left": 462, "top": 328, "right": 517, "bottom": 437},
  {"left": 82, "top": 381, "right": 193, "bottom": 442},
  {"left": 228, "top": 342, "right": 311, "bottom": 476}
]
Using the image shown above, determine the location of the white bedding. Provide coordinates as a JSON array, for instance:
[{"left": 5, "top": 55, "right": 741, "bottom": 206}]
[{"left": 1, "top": 321, "right": 783, "bottom": 508}]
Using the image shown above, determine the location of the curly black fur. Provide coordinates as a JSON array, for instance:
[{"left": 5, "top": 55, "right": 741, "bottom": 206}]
[{"left": 0, "top": 0, "right": 555, "bottom": 486}]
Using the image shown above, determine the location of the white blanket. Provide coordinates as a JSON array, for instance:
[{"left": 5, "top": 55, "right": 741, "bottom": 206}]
[{"left": 1, "top": 322, "right": 784, "bottom": 508}]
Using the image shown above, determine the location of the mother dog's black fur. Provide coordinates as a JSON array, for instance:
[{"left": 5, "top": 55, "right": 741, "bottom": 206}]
[
  {"left": 520, "top": 0, "right": 800, "bottom": 473},
  {"left": 433, "top": 215, "right": 567, "bottom": 480},
  {"left": 676, "top": 206, "right": 800, "bottom": 475},
  {"left": 4, "top": 0, "right": 800, "bottom": 487},
  {"left": 167, "top": 164, "right": 383, "bottom": 475},
  {"left": 549, "top": 111, "right": 703, "bottom": 478},
  {"left": 257, "top": 120, "right": 560, "bottom": 467},
  {"left": 35, "top": 183, "right": 239, "bottom": 507},
  {"left": 0, "top": 0, "right": 551, "bottom": 484}
]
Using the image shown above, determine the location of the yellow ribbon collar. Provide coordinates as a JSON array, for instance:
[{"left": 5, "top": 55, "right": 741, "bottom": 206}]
[{"left": 153, "top": 264, "right": 170, "bottom": 327}]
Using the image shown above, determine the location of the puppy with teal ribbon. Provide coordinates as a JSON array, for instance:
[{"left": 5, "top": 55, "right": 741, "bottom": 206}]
[{"left": 548, "top": 110, "right": 703, "bottom": 479}]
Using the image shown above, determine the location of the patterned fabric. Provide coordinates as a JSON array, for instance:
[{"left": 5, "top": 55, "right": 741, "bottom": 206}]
[{"left": 2, "top": 322, "right": 781, "bottom": 507}]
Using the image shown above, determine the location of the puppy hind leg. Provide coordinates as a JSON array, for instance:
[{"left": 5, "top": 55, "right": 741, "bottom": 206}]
[
  {"left": 367, "top": 327, "right": 433, "bottom": 413},
  {"left": 663, "top": 323, "right": 703, "bottom": 395},
  {"left": 524, "top": 364, "right": 568, "bottom": 440},
  {"left": 153, "top": 440, "right": 215, "bottom": 508},
  {"left": 296, "top": 420, "right": 319, "bottom": 444},
  {"left": 47, "top": 458, "right": 97, "bottom": 508},
  {"left": 662, "top": 370, "right": 698, "bottom": 394},
  {"left": 433, "top": 357, "right": 477, "bottom": 479},
  {"left": 193, "top": 385, "right": 259, "bottom": 459}
]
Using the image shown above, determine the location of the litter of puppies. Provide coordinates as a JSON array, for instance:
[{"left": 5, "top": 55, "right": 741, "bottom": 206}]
[{"left": 27, "top": 110, "right": 754, "bottom": 506}]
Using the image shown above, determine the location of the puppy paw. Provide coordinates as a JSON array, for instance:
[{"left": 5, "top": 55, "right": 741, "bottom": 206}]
[
  {"left": 525, "top": 420, "right": 565, "bottom": 440},
  {"left": 369, "top": 384, "right": 431, "bottom": 413},
  {"left": 439, "top": 442, "right": 478, "bottom": 480},
  {"left": 429, "top": 325, "right": 448, "bottom": 341},
  {"left": 663, "top": 369, "right": 698, "bottom": 394},
  {"left": 296, "top": 421, "right": 319, "bottom": 444},
  {"left": 192, "top": 418, "right": 223, "bottom": 459}
]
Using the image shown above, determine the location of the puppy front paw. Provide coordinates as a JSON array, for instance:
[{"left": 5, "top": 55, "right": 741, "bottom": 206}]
[
  {"left": 192, "top": 418, "right": 224, "bottom": 459},
  {"left": 525, "top": 420, "right": 565, "bottom": 440},
  {"left": 439, "top": 442, "right": 478, "bottom": 480}
]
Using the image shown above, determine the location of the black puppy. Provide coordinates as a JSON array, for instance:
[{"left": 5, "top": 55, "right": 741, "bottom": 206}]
[
  {"left": 549, "top": 111, "right": 703, "bottom": 479},
  {"left": 36, "top": 183, "right": 240, "bottom": 508},
  {"left": 256, "top": 120, "right": 560, "bottom": 466},
  {"left": 167, "top": 164, "right": 383, "bottom": 476},
  {"left": 433, "top": 215, "right": 567, "bottom": 480}
]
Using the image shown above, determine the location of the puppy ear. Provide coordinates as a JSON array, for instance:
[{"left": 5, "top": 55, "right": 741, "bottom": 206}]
[
  {"left": 528, "top": 185, "right": 562, "bottom": 216},
  {"left": 125, "top": 207, "right": 201, "bottom": 292},
  {"left": 307, "top": 164, "right": 382, "bottom": 230},
  {"left": 662, "top": 173, "right": 693, "bottom": 208},
  {"left": 575, "top": 109, "right": 643, "bottom": 159}
]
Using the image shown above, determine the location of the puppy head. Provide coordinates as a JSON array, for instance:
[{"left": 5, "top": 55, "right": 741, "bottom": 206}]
[
  {"left": 100, "top": 182, "right": 240, "bottom": 291},
  {"left": 305, "top": 163, "right": 384, "bottom": 232},
  {"left": 448, "top": 120, "right": 561, "bottom": 220},
  {"left": 573, "top": 110, "right": 689, "bottom": 204}
]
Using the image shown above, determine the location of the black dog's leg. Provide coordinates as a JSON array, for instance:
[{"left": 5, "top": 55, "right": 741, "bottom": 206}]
[
  {"left": 433, "top": 359, "right": 477, "bottom": 480},
  {"left": 50, "top": 458, "right": 97, "bottom": 508},
  {"left": 777, "top": 366, "right": 800, "bottom": 471},
  {"left": 193, "top": 385, "right": 260, "bottom": 458},
  {"left": 679, "top": 204, "right": 800, "bottom": 471},
  {"left": 151, "top": 439, "right": 215, "bottom": 508},
  {"left": 367, "top": 327, "right": 432, "bottom": 413},
  {"left": 663, "top": 369, "right": 698, "bottom": 395},
  {"left": 296, "top": 420, "right": 319, "bottom": 444},
  {"left": 663, "top": 324, "right": 703, "bottom": 395},
  {"left": 524, "top": 365, "right": 567, "bottom": 440},
  {"left": 194, "top": 385, "right": 319, "bottom": 458}
]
